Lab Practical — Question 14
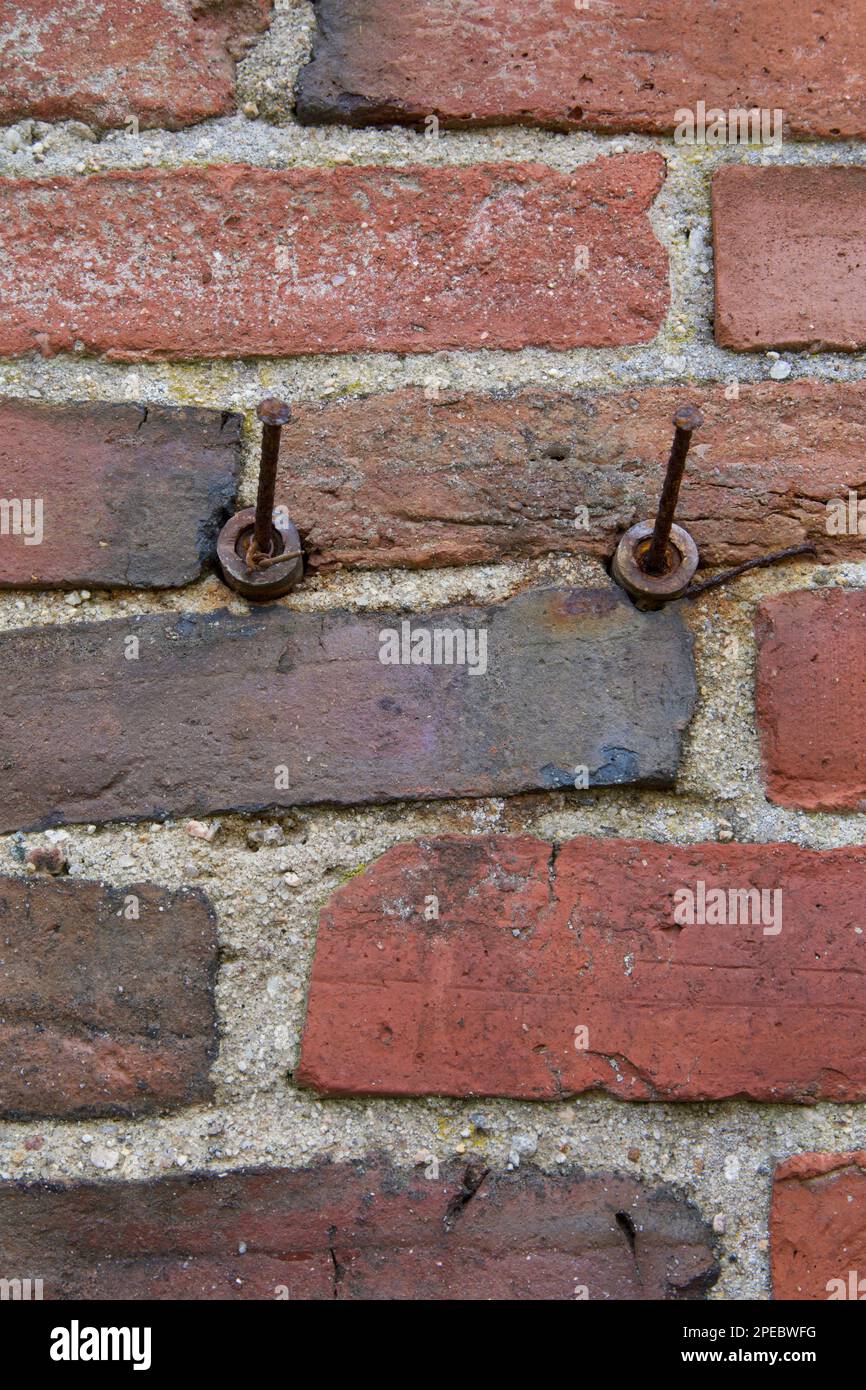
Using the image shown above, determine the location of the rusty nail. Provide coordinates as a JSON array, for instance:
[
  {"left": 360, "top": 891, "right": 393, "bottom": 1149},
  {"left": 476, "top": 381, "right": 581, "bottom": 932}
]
[
  {"left": 611, "top": 404, "right": 703, "bottom": 610},
  {"left": 215, "top": 397, "right": 305, "bottom": 601},
  {"left": 612, "top": 405, "right": 819, "bottom": 608},
  {"left": 642, "top": 404, "right": 704, "bottom": 576},
  {"left": 248, "top": 397, "right": 293, "bottom": 568}
]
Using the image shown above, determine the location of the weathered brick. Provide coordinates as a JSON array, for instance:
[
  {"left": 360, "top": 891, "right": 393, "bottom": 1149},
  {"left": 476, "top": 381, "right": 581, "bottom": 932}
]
[
  {"left": 0, "top": 400, "right": 241, "bottom": 590},
  {"left": 0, "top": 876, "right": 217, "bottom": 1118},
  {"left": 713, "top": 166, "right": 866, "bottom": 352},
  {"left": 0, "top": 588, "right": 694, "bottom": 830},
  {"left": 756, "top": 588, "right": 866, "bottom": 811},
  {"left": 281, "top": 382, "right": 866, "bottom": 574},
  {"left": 296, "top": 0, "right": 866, "bottom": 140},
  {"left": 771, "top": 1153, "right": 866, "bottom": 1300},
  {"left": 0, "top": 0, "right": 273, "bottom": 130},
  {"left": 0, "top": 1159, "right": 719, "bottom": 1300},
  {"left": 297, "top": 836, "right": 866, "bottom": 1102},
  {"left": 0, "top": 159, "right": 668, "bottom": 360}
]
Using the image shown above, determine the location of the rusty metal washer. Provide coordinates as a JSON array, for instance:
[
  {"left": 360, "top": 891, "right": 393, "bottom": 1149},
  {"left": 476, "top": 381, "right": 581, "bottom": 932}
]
[
  {"left": 216, "top": 507, "right": 304, "bottom": 600},
  {"left": 611, "top": 520, "right": 699, "bottom": 611}
]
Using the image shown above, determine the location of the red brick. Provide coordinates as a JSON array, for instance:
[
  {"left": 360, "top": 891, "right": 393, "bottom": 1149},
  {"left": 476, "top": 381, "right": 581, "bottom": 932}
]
[
  {"left": 0, "top": 400, "right": 240, "bottom": 590},
  {"left": 0, "top": 588, "right": 695, "bottom": 831},
  {"left": 282, "top": 382, "right": 866, "bottom": 573},
  {"left": 756, "top": 588, "right": 866, "bottom": 811},
  {"left": 0, "top": 876, "right": 217, "bottom": 1118},
  {"left": 297, "top": 836, "right": 866, "bottom": 1102},
  {"left": 0, "top": 1160, "right": 719, "bottom": 1300},
  {"left": 0, "top": 0, "right": 273, "bottom": 130},
  {"left": 713, "top": 166, "right": 866, "bottom": 352},
  {"left": 771, "top": 1153, "right": 866, "bottom": 1300},
  {"left": 0, "top": 159, "right": 668, "bottom": 360},
  {"left": 296, "top": 0, "right": 866, "bottom": 140}
]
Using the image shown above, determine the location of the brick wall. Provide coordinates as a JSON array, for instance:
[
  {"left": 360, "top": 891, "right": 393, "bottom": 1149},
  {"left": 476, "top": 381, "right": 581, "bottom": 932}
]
[{"left": 0, "top": 0, "right": 864, "bottom": 1302}]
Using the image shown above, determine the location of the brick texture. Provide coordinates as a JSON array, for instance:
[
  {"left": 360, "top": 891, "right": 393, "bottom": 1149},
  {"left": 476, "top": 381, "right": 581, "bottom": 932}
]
[
  {"left": 0, "top": 0, "right": 273, "bottom": 130},
  {"left": 297, "top": 836, "right": 866, "bottom": 1102},
  {"left": 0, "top": 159, "right": 668, "bottom": 360},
  {"left": 0, "top": 400, "right": 240, "bottom": 590},
  {"left": 756, "top": 588, "right": 866, "bottom": 811},
  {"left": 0, "top": 877, "right": 217, "bottom": 1118},
  {"left": 0, "top": 589, "right": 695, "bottom": 832},
  {"left": 771, "top": 1153, "right": 866, "bottom": 1300},
  {"left": 713, "top": 166, "right": 866, "bottom": 352},
  {"left": 281, "top": 382, "right": 866, "bottom": 574},
  {"left": 296, "top": 0, "right": 866, "bottom": 140},
  {"left": 0, "top": 1159, "right": 719, "bottom": 1299}
]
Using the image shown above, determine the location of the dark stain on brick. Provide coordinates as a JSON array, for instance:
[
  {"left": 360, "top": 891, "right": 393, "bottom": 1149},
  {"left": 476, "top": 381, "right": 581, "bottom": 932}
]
[
  {"left": 0, "top": 1157, "right": 720, "bottom": 1300},
  {"left": 0, "top": 587, "right": 696, "bottom": 831},
  {"left": 0, "top": 400, "right": 242, "bottom": 590}
]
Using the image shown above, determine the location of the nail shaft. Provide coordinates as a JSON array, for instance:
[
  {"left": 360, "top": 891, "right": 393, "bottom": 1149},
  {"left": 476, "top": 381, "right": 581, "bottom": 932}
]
[
  {"left": 643, "top": 405, "right": 704, "bottom": 576},
  {"left": 253, "top": 424, "right": 281, "bottom": 556},
  {"left": 249, "top": 398, "right": 292, "bottom": 566}
]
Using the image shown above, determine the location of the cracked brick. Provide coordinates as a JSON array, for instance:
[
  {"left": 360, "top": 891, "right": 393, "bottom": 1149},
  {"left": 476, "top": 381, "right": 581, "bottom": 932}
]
[
  {"left": 276, "top": 382, "right": 866, "bottom": 573},
  {"left": 0, "top": 1158, "right": 719, "bottom": 1300},
  {"left": 297, "top": 836, "right": 866, "bottom": 1102}
]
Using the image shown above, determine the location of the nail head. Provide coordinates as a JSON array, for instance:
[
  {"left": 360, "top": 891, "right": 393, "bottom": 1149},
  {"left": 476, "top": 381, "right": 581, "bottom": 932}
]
[
  {"left": 672, "top": 404, "right": 704, "bottom": 432},
  {"left": 257, "top": 397, "right": 292, "bottom": 428}
]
